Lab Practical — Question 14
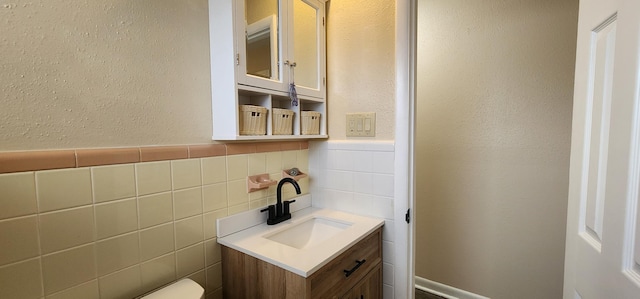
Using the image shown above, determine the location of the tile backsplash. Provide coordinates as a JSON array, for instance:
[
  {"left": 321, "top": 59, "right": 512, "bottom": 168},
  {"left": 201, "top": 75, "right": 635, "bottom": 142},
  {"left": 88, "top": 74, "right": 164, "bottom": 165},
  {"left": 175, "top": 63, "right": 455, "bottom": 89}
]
[
  {"left": 309, "top": 140, "right": 396, "bottom": 298},
  {"left": 0, "top": 143, "right": 309, "bottom": 299}
]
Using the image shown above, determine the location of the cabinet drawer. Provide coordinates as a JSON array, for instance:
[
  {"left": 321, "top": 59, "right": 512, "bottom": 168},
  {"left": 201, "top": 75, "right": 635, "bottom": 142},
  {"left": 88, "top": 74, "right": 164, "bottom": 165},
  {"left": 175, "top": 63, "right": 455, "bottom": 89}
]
[
  {"left": 309, "top": 228, "right": 382, "bottom": 299},
  {"left": 340, "top": 263, "right": 382, "bottom": 299}
]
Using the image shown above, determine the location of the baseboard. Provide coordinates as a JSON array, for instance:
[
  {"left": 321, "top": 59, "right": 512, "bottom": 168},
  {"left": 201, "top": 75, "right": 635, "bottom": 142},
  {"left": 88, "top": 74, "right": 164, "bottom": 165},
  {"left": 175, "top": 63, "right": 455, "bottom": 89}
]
[{"left": 415, "top": 276, "right": 490, "bottom": 299}]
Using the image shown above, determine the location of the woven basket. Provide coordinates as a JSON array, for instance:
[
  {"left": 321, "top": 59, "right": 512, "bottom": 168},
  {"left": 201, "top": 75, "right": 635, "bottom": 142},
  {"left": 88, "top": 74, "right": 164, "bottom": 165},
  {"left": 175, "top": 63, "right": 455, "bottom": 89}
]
[
  {"left": 272, "top": 108, "right": 294, "bottom": 135},
  {"left": 239, "top": 105, "right": 267, "bottom": 135},
  {"left": 301, "top": 111, "right": 321, "bottom": 135}
]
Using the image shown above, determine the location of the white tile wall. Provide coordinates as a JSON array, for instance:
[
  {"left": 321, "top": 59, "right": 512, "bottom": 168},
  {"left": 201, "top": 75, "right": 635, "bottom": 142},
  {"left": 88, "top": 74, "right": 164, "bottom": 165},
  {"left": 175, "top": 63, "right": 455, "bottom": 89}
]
[{"left": 309, "top": 140, "right": 397, "bottom": 298}]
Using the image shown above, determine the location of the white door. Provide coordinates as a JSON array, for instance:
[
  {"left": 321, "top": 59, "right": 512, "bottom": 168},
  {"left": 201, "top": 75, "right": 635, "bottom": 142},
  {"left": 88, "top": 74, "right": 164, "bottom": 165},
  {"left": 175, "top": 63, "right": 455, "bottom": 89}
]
[{"left": 564, "top": 0, "right": 640, "bottom": 297}]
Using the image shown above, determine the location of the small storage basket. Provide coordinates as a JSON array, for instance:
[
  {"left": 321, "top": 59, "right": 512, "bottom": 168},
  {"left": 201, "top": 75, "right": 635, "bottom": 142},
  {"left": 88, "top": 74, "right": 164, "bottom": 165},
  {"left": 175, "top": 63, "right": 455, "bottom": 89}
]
[
  {"left": 239, "top": 105, "right": 267, "bottom": 135},
  {"left": 272, "top": 108, "right": 294, "bottom": 135},
  {"left": 301, "top": 111, "right": 321, "bottom": 135}
]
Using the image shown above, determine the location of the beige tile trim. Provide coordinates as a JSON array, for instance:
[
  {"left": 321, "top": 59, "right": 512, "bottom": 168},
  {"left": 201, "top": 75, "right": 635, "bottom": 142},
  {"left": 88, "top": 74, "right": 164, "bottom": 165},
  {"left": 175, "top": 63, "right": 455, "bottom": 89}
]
[{"left": 0, "top": 141, "right": 309, "bottom": 174}]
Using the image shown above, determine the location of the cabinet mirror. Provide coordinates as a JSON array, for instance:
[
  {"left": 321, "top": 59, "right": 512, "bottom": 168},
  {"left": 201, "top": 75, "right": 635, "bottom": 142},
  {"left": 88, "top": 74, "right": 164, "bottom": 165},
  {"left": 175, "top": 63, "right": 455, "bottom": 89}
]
[
  {"left": 245, "top": 0, "right": 279, "bottom": 80},
  {"left": 292, "top": 0, "right": 319, "bottom": 90}
]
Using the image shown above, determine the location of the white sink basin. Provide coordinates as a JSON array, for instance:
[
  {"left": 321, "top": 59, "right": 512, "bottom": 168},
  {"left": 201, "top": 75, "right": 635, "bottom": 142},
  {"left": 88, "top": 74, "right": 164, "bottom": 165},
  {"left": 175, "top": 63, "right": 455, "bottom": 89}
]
[
  {"left": 216, "top": 199, "right": 385, "bottom": 277},
  {"left": 264, "top": 217, "right": 353, "bottom": 249}
]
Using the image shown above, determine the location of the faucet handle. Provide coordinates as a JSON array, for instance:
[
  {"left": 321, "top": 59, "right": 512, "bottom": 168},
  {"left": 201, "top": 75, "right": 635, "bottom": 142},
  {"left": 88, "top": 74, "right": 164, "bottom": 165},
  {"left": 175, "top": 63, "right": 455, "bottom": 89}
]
[
  {"left": 283, "top": 200, "right": 296, "bottom": 215},
  {"left": 260, "top": 205, "right": 276, "bottom": 221}
]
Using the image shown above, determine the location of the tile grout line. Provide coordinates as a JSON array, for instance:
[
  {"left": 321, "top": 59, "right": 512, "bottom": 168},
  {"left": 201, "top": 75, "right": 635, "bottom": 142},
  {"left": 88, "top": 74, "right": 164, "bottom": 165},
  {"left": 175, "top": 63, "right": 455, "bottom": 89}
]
[
  {"left": 89, "top": 167, "right": 100, "bottom": 297},
  {"left": 133, "top": 162, "right": 144, "bottom": 290},
  {"left": 198, "top": 157, "right": 208, "bottom": 288},
  {"left": 34, "top": 170, "right": 46, "bottom": 298},
  {"left": 169, "top": 160, "right": 179, "bottom": 284}
]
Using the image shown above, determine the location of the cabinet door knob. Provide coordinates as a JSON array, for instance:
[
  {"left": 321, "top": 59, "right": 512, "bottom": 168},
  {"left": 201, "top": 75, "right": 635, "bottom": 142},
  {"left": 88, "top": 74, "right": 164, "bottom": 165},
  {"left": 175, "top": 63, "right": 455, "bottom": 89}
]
[{"left": 343, "top": 259, "right": 366, "bottom": 277}]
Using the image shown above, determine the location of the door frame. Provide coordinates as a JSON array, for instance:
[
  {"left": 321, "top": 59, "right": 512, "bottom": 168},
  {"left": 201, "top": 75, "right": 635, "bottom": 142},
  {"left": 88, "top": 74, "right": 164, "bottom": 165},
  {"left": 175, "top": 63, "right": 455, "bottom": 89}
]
[{"left": 395, "top": 0, "right": 417, "bottom": 298}]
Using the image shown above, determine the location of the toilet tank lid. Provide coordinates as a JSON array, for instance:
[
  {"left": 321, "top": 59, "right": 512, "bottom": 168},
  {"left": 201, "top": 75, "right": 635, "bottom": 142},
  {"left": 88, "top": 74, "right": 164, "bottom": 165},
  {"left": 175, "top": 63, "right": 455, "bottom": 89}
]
[{"left": 141, "top": 279, "right": 204, "bottom": 299}]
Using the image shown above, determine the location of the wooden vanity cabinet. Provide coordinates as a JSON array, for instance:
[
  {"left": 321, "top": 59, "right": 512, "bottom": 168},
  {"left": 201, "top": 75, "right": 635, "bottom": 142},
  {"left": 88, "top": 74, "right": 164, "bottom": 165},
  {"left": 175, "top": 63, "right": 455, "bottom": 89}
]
[
  {"left": 340, "top": 263, "right": 381, "bottom": 299},
  {"left": 221, "top": 227, "right": 382, "bottom": 299}
]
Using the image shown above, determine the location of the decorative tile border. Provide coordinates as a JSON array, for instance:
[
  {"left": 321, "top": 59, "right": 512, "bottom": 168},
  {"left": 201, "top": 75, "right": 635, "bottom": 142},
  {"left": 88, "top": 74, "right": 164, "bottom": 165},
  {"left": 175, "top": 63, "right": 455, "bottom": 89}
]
[
  {"left": 0, "top": 150, "right": 76, "bottom": 174},
  {"left": 76, "top": 148, "right": 141, "bottom": 167},
  {"left": 140, "top": 146, "right": 189, "bottom": 162},
  {"left": 188, "top": 144, "right": 227, "bottom": 158},
  {"left": 0, "top": 141, "right": 309, "bottom": 174}
]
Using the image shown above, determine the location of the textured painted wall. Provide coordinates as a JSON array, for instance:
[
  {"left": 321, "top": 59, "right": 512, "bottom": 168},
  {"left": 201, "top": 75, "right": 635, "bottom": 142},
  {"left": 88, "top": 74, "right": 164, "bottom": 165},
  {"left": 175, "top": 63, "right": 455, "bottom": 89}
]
[
  {"left": 326, "top": 0, "right": 395, "bottom": 140},
  {"left": 415, "top": 0, "right": 578, "bottom": 298},
  {"left": 1, "top": 0, "right": 212, "bottom": 151},
  {"left": 1, "top": 0, "right": 396, "bottom": 149}
]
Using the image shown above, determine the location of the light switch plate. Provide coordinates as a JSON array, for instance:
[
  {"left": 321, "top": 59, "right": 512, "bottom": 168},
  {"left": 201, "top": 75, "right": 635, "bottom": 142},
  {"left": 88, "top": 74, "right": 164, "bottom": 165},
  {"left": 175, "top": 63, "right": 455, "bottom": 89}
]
[{"left": 346, "top": 112, "right": 376, "bottom": 137}]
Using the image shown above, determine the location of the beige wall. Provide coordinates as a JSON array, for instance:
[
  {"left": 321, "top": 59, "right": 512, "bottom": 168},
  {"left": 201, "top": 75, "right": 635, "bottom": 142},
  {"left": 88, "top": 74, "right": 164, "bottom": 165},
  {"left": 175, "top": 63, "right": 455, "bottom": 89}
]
[
  {"left": 415, "top": 0, "right": 578, "bottom": 298},
  {"left": 326, "top": 0, "right": 395, "bottom": 140},
  {"left": 0, "top": 0, "right": 212, "bottom": 151},
  {"left": 1, "top": 0, "right": 397, "bottom": 151}
]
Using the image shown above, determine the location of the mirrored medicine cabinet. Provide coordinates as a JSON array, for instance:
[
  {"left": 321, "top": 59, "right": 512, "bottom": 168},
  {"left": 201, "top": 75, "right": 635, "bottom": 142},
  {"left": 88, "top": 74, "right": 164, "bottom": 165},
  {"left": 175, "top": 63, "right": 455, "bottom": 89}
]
[{"left": 209, "top": 0, "right": 327, "bottom": 140}]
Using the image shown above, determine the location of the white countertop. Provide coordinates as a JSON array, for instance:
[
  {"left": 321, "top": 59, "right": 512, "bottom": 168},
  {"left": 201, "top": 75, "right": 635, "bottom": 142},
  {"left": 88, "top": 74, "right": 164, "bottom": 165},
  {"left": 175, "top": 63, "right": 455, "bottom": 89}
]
[{"left": 217, "top": 196, "right": 384, "bottom": 277}]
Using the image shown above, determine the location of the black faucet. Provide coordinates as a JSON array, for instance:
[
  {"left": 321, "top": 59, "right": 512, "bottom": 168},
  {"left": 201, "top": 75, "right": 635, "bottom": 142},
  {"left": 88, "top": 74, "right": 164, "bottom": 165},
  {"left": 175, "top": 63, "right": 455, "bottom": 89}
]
[{"left": 261, "top": 177, "right": 301, "bottom": 225}]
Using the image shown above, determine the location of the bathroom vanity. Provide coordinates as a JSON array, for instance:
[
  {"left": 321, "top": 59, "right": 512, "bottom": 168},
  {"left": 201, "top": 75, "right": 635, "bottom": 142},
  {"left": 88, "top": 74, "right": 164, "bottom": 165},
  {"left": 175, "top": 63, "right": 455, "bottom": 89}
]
[
  {"left": 216, "top": 195, "right": 384, "bottom": 298},
  {"left": 222, "top": 227, "right": 381, "bottom": 299}
]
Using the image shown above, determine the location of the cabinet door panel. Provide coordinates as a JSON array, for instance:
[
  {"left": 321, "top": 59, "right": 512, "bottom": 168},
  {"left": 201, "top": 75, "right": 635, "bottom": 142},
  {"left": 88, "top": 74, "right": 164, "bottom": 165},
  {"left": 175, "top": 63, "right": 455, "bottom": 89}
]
[
  {"left": 341, "top": 263, "right": 382, "bottom": 299},
  {"left": 289, "top": 0, "right": 325, "bottom": 98},
  {"left": 292, "top": 0, "right": 318, "bottom": 89},
  {"left": 309, "top": 229, "right": 382, "bottom": 298},
  {"left": 237, "top": 0, "right": 287, "bottom": 92}
]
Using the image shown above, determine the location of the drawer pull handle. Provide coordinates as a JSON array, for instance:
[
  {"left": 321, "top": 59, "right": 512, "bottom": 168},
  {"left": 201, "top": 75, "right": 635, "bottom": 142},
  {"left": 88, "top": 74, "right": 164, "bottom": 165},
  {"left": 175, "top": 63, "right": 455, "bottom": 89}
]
[{"left": 343, "top": 259, "right": 366, "bottom": 277}]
